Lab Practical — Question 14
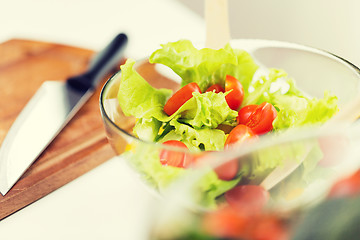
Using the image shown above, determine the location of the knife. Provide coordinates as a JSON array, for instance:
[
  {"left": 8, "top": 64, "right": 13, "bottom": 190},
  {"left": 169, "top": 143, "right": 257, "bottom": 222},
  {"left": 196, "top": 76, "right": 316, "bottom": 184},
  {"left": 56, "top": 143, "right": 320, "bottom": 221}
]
[{"left": 0, "top": 33, "right": 128, "bottom": 195}]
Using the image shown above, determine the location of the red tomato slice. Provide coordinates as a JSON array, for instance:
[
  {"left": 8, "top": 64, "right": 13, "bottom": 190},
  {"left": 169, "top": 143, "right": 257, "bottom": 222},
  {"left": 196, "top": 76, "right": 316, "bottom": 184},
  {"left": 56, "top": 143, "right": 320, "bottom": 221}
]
[
  {"left": 225, "top": 75, "right": 244, "bottom": 110},
  {"left": 237, "top": 104, "right": 258, "bottom": 125},
  {"left": 214, "top": 159, "right": 239, "bottom": 181},
  {"left": 205, "top": 83, "right": 225, "bottom": 93},
  {"left": 203, "top": 204, "right": 287, "bottom": 240},
  {"left": 213, "top": 125, "right": 256, "bottom": 181},
  {"left": 159, "top": 140, "right": 190, "bottom": 168},
  {"left": 251, "top": 216, "right": 289, "bottom": 240},
  {"left": 245, "top": 102, "right": 277, "bottom": 135},
  {"left": 193, "top": 150, "right": 239, "bottom": 181},
  {"left": 328, "top": 170, "right": 360, "bottom": 198},
  {"left": 225, "top": 185, "right": 270, "bottom": 214},
  {"left": 225, "top": 124, "right": 257, "bottom": 147},
  {"left": 163, "top": 82, "right": 201, "bottom": 116},
  {"left": 202, "top": 205, "right": 249, "bottom": 239}
]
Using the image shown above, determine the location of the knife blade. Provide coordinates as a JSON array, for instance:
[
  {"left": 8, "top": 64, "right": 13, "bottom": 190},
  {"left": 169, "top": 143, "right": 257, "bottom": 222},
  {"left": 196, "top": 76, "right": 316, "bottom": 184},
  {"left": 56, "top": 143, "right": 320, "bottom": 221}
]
[{"left": 0, "top": 33, "right": 128, "bottom": 195}]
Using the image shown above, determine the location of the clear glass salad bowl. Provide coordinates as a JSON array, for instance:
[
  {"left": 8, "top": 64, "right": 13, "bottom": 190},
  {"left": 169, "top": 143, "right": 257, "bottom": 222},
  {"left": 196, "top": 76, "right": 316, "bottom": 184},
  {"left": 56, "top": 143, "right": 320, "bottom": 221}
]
[
  {"left": 99, "top": 39, "right": 360, "bottom": 214},
  {"left": 148, "top": 122, "right": 360, "bottom": 240}
]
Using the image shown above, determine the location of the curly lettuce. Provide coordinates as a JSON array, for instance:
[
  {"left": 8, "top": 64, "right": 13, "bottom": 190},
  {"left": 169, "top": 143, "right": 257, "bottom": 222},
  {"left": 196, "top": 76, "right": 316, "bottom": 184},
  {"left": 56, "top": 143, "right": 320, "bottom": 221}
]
[{"left": 149, "top": 40, "right": 259, "bottom": 92}]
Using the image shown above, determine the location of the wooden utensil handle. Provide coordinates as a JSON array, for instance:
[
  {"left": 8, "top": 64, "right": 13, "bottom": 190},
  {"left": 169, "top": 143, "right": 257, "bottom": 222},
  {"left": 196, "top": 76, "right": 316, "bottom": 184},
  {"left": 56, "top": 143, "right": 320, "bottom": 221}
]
[{"left": 205, "top": 0, "right": 231, "bottom": 49}]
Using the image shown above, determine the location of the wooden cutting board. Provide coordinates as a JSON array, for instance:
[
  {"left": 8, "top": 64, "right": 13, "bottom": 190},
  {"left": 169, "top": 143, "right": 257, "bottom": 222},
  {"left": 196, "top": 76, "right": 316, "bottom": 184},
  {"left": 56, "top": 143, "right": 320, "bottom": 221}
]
[{"left": 0, "top": 39, "right": 120, "bottom": 220}]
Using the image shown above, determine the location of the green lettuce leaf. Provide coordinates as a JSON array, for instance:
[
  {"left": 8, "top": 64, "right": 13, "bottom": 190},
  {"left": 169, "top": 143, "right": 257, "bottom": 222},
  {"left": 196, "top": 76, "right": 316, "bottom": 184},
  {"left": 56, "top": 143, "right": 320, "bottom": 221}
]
[
  {"left": 123, "top": 143, "right": 185, "bottom": 190},
  {"left": 149, "top": 40, "right": 258, "bottom": 92},
  {"left": 124, "top": 142, "right": 239, "bottom": 208},
  {"left": 194, "top": 169, "right": 240, "bottom": 208},
  {"left": 155, "top": 91, "right": 237, "bottom": 130},
  {"left": 133, "top": 117, "right": 162, "bottom": 142},
  {"left": 241, "top": 68, "right": 292, "bottom": 106},
  {"left": 241, "top": 68, "right": 338, "bottom": 130},
  {"left": 117, "top": 59, "right": 172, "bottom": 120},
  {"left": 181, "top": 91, "right": 238, "bottom": 129},
  {"left": 160, "top": 119, "right": 227, "bottom": 152},
  {"left": 273, "top": 91, "right": 338, "bottom": 130}
]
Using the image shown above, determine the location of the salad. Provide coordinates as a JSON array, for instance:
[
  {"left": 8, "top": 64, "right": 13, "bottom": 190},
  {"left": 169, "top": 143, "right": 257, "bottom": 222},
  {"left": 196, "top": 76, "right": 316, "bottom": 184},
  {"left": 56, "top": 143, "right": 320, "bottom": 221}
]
[{"left": 115, "top": 39, "right": 339, "bottom": 208}]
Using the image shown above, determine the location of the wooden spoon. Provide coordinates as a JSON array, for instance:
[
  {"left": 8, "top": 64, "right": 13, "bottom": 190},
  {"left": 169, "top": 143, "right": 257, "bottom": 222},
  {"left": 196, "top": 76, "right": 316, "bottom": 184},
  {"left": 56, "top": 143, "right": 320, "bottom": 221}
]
[
  {"left": 260, "top": 95, "right": 360, "bottom": 190},
  {"left": 205, "top": 0, "right": 231, "bottom": 49}
]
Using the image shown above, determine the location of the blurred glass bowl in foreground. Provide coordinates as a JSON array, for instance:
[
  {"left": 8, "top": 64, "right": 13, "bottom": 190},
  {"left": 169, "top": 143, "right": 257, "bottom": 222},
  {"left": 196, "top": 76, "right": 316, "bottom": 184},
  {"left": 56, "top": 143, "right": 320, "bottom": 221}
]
[
  {"left": 99, "top": 39, "right": 360, "bottom": 214},
  {"left": 149, "top": 123, "right": 360, "bottom": 240}
]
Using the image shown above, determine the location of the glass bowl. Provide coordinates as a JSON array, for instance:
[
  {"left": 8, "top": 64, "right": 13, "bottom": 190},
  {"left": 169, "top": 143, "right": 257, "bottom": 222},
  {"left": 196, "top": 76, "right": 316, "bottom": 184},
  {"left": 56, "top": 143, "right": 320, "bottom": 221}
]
[
  {"left": 99, "top": 39, "right": 360, "bottom": 210},
  {"left": 148, "top": 123, "right": 360, "bottom": 240}
]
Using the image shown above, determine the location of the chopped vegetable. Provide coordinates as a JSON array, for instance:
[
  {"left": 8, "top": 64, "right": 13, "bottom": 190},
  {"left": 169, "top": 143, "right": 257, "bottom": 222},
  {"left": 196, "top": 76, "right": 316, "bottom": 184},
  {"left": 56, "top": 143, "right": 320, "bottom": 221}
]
[
  {"left": 225, "top": 75, "right": 244, "bottom": 110},
  {"left": 163, "top": 82, "right": 201, "bottom": 116},
  {"left": 159, "top": 140, "right": 190, "bottom": 168},
  {"left": 244, "top": 102, "right": 277, "bottom": 135}
]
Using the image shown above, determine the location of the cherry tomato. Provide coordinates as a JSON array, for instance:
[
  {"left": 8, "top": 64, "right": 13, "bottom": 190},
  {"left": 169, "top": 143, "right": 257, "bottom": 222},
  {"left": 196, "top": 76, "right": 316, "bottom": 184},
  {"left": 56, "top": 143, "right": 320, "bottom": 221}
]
[
  {"left": 159, "top": 140, "right": 191, "bottom": 168},
  {"left": 225, "top": 185, "right": 270, "bottom": 214},
  {"left": 214, "top": 159, "right": 239, "bottom": 181},
  {"left": 203, "top": 204, "right": 288, "bottom": 240},
  {"left": 225, "top": 124, "right": 257, "bottom": 147},
  {"left": 237, "top": 104, "right": 258, "bottom": 125},
  {"left": 163, "top": 82, "right": 201, "bottom": 116},
  {"left": 225, "top": 75, "right": 244, "bottom": 110},
  {"left": 213, "top": 125, "right": 256, "bottom": 181},
  {"left": 245, "top": 102, "right": 277, "bottom": 135},
  {"left": 202, "top": 205, "right": 249, "bottom": 239},
  {"left": 328, "top": 170, "right": 360, "bottom": 198},
  {"left": 205, "top": 83, "right": 225, "bottom": 93},
  {"left": 251, "top": 215, "right": 289, "bottom": 240},
  {"left": 193, "top": 150, "right": 239, "bottom": 181}
]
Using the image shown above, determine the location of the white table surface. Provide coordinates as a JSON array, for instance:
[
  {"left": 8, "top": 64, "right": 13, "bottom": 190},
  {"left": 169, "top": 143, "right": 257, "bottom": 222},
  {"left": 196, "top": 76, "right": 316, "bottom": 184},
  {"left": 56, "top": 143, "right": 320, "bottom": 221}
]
[{"left": 0, "top": 0, "right": 204, "bottom": 239}]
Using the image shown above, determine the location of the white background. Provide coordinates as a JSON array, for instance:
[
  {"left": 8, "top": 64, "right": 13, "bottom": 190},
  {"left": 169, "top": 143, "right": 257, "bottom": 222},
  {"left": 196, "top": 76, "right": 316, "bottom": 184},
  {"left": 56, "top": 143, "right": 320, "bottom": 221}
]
[{"left": 1, "top": 0, "right": 359, "bottom": 239}]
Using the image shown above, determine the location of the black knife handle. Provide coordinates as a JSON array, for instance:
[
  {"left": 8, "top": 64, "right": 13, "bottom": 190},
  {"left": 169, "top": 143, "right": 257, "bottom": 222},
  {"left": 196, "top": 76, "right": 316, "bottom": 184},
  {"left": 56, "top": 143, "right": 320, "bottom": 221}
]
[{"left": 67, "top": 33, "right": 128, "bottom": 91}]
